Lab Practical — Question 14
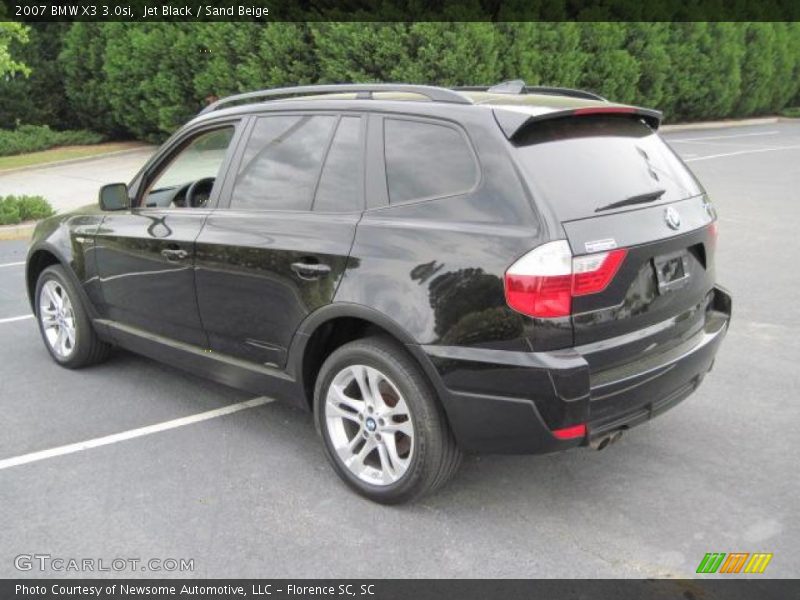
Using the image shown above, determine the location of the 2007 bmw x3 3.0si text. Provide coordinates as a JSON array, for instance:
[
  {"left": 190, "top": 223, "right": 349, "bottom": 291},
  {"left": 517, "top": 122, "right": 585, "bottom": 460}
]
[{"left": 26, "top": 82, "right": 731, "bottom": 504}]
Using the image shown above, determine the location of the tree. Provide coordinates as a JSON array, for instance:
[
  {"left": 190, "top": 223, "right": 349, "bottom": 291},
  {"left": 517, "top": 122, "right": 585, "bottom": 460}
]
[
  {"left": 193, "top": 23, "right": 316, "bottom": 98},
  {"left": 625, "top": 23, "right": 671, "bottom": 108},
  {"left": 0, "top": 22, "right": 30, "bottom": 78},
  {"left": 576, "top": 22, "right": 639, "bottom": 104},
  {"left": 60, "top": 23, "right": 118, "bottom": 134},
  {"left": 309, "top": 23, "right": 410, "bottom": 83},
  {"left": 499, "top": 23, "right": 587, "bottom": 89},
  {"left": 103, "top": 23, "right": 208, "bottom": 141},
  {"left": 4, "top": 21, "right": 800, "bottom": 138},
  {"left": 394, "top": 22, "right": 500, "bottom": 86},
  {"left": 0, "top": 23, "right": 71, "bottom": 130},
  {"left": 662, "top": 23, "right": 744, "bottom": 121}
]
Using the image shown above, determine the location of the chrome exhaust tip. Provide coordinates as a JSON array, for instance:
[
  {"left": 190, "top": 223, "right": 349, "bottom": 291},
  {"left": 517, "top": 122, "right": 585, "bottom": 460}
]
[{"left": 589, "top": 430, "right": 624, "bottom": 451}]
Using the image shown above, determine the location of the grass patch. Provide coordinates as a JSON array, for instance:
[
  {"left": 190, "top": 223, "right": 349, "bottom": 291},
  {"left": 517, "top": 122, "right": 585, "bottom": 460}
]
[
  {"left": 0, "top": 195, "right": 55, "bottom": 225},
  {"left": 780, "top": 107, "right": 800, "bottom": 118},
  {"left": 0, "top": 124, "right": 105, "bottom": 157},
  {"left": 0, "top": 141, "right": 144, "bottom": 171}
]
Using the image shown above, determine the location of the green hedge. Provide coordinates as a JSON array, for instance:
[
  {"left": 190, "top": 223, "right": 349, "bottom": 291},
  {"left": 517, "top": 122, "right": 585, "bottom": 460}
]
[
  {"left": 0, "top": 195, "right": 54, "bottom": 225},
  {"left": 0, "top": 124, "right": 104, "bottom": 157},
  {"left": 2, "top": 23, "right": 800, "bottom": 142},
  {"left": 0, "top": 23, "right": 70, "bottom": 130}
]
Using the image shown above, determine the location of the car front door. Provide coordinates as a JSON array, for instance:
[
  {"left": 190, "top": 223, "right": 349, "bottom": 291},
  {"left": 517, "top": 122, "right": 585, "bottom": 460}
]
[
  {"left": 94, "top": 121, "right": 243, "bottom": 347},
  {"left": 194, "top": 112, "right": 365, "bottom": 368}
]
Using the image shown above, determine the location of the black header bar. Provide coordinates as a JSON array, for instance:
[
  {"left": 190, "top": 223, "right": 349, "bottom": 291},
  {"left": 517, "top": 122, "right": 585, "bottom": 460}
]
[
  {"left": 2, "top": 0, "right": 800, "bottom": 22},
  {"left": 2, "top": 579, "right": 798, "bottom": 600}
]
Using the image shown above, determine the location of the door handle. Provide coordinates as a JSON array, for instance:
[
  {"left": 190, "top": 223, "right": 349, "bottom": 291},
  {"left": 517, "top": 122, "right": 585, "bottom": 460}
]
[
  {"left": 161, "top": 248, "right": 189, "bottom": 261},
  {"left": 291, "top": 261, "right": 331, "bottom": 279}
]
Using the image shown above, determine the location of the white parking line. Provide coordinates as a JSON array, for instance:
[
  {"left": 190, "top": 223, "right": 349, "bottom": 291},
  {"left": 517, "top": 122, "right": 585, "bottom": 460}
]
[
  {"left": 0, "top": 314, "right": 33, "bottom": 324},
  {"left": 0, "top": 261, "right": 25, "bottom": 268},
  {"left": 0, "top": 396, "right": 274, "bottom": 472},
  {"left": 670, "top": 130, "right": 779, "bottom": 142},
  {"left": 684, "top": 144, "right": 800, "bottom": 163}
]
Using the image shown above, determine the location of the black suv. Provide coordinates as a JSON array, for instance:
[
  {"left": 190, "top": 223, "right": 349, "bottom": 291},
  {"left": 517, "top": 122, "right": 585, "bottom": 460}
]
[{"left": 26, "top": 82, "right": 731, "bottom": 503}]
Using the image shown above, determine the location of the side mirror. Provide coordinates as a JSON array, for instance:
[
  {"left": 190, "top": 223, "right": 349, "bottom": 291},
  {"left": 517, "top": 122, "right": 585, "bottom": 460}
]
[{"left": 99, "top": 183, "right": 130, "bottom": 211}]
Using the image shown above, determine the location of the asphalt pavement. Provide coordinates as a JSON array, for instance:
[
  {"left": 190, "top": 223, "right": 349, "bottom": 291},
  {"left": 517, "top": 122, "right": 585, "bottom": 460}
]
[{"left": 0, "top": 122, "right": 798, "bottom": 578}]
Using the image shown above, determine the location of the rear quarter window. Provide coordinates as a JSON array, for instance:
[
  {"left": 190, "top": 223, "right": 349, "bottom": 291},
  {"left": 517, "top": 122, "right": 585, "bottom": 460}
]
[
  {"left": 384, "top": 118, "right": 478, "bottom": 204},
  {"left": 513, "top": 115, "right": 702, "bottom": 222}
]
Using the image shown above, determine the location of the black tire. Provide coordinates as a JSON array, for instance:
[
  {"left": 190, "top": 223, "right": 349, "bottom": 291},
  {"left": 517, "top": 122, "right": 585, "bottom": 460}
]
[
  {"left": 315, "top": 336, "right": 461, "bottom": 504},
  {"left": 35, "top": 264, "right": 112, "bottom": 369}
]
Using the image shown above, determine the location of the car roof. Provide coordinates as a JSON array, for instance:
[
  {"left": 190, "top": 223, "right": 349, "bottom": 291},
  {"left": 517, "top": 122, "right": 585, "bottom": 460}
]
[{"left": 190, "top": 85, "right": 662, "bottom": 134}]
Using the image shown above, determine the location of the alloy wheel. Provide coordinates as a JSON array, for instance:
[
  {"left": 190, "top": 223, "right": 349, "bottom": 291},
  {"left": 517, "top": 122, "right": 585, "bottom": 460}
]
[
  {"left": 39, "top": 279, "right": 77, "bottom": 359},
  {"left": 324, "top": 364, "right": 415, "bottom": 486}
]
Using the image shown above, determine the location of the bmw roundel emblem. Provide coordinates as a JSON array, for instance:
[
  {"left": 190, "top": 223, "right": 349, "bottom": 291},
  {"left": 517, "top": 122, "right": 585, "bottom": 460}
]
[{"left": 664, "top": 206, "right": 681, "bottom": 230}]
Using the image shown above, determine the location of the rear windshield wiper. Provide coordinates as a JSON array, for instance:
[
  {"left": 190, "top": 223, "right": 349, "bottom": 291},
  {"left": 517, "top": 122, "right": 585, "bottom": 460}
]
[{"left": 595, "top": 189, "right": 666, "bottom": 212}]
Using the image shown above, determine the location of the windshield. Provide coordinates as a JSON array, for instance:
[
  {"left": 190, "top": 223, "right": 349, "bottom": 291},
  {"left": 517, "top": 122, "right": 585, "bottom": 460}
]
[{"left": 513, "top": 115, "right": 702, "bottom": 222}]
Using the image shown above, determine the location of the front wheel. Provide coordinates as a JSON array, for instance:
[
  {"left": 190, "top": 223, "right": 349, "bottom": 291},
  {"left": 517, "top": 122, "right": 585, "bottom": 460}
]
[
  {"left": 315, "top": 336, "right": 461, "bottom": 504},
  {"left": 35, "top": 265, "right": 111, "bottom": 368}
]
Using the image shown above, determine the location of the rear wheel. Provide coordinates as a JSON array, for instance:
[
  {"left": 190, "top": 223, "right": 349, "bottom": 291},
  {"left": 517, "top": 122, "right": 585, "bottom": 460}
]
[
  {"left": 315, "top": 336, "right": 461, "bottom": 504},
  {"left": 35, "top": 265, "right": 111, "bottom": 368}
]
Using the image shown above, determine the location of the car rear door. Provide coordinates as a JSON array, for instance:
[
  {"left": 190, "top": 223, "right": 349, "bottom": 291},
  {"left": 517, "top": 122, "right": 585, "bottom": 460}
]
[
  {"left": 94, "top": 121, "right": 243, "bottom": 347},
  {"left": 194, "top": 112, "right": 365, "bottom": 368}
]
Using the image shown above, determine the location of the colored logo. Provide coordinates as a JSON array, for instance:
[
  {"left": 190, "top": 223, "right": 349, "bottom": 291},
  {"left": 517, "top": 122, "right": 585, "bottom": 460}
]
[{"left": 696, "top": 552, "right": 773, "bottom": 574}]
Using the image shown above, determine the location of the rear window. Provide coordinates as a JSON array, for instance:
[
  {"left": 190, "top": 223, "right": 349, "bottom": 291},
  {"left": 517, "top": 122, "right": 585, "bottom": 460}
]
[{"left": 513, "top": 115, "right": 701, "bottom": 222}]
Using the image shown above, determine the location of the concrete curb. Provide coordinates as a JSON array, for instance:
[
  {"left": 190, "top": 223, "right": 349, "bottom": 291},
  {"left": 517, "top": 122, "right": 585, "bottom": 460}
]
[
  {"left": 0, "top": 145, "right": 155, "bottom": 176},
  {"left": 661, "top": 116, "right": 780, "bottom": 132},
  {"left": 0, "top": 222, "right": 35, "bottom": 242}
]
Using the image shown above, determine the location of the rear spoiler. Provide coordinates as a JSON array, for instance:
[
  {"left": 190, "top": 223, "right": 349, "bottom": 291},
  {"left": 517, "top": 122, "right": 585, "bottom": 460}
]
[{"left": 493, "top": 105, "right": 663, "bottom": 140}]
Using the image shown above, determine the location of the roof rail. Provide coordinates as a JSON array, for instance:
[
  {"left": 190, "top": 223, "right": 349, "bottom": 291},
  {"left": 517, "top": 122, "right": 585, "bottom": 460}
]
[
  {"left": 454, "top": 80, "right": 607, "bottom": 102},
  {"left": 199, "top": 84, "right": 473, "bottom": 115}
]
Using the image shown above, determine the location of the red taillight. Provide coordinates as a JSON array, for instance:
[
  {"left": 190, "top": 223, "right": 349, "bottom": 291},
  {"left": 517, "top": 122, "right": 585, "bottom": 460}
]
[
  {"left": 709, "top": 220, "right": 718, "bottom": 244},
  {"left": 572, "top": 249, "right": 627, "bottom": 296},
  {"left": 505, "top": 273, "right": 573, "bottom": 318},
  {"left": 504, "top": 241, "right": 627, "bottom": 318},
  {"left": 552, "top": 423, "right": 587, "bottom": 440},
  {"left": 572, "top": 106, "right": 637, "bottom": 117}
]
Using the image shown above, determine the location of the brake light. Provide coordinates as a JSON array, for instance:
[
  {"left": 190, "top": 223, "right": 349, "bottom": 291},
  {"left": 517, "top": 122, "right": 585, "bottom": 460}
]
[
  {"left": 551, "top": 423, "right": 587, "bottom": 440},
  {"left": 572, "top": 106, "right": 637, "bottom": 117},
  {"left": 504, "top": 241, "right": 627, "bottom": 318}
]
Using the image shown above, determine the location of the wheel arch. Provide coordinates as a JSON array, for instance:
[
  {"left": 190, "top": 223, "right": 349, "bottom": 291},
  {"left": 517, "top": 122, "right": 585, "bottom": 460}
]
[
  {"left": 26, "top": 242, "right": 100, "bottom": 324},
  {"left": 26, "top": 245, "right": 66, "bottom": 310},
  {"left": 289, "top": 303, "right": 440, "bottom": 414}
]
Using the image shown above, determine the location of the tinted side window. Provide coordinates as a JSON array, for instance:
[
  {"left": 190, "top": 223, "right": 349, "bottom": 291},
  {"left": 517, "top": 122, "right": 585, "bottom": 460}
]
[
  {"left": 384, "top": 118, "right": 477, "bottom": 204},
  {"left": 232, "top": 115, "right": 336, "bottom": 211},
  {"left": 313, "top": 116, "right": 363, "bottom": 212}
]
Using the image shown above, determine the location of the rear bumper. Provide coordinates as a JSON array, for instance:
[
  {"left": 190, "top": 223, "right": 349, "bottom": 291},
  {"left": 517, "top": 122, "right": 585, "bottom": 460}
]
[{"left": 413, "top": 285, "right": 731, "bottom": 454}]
